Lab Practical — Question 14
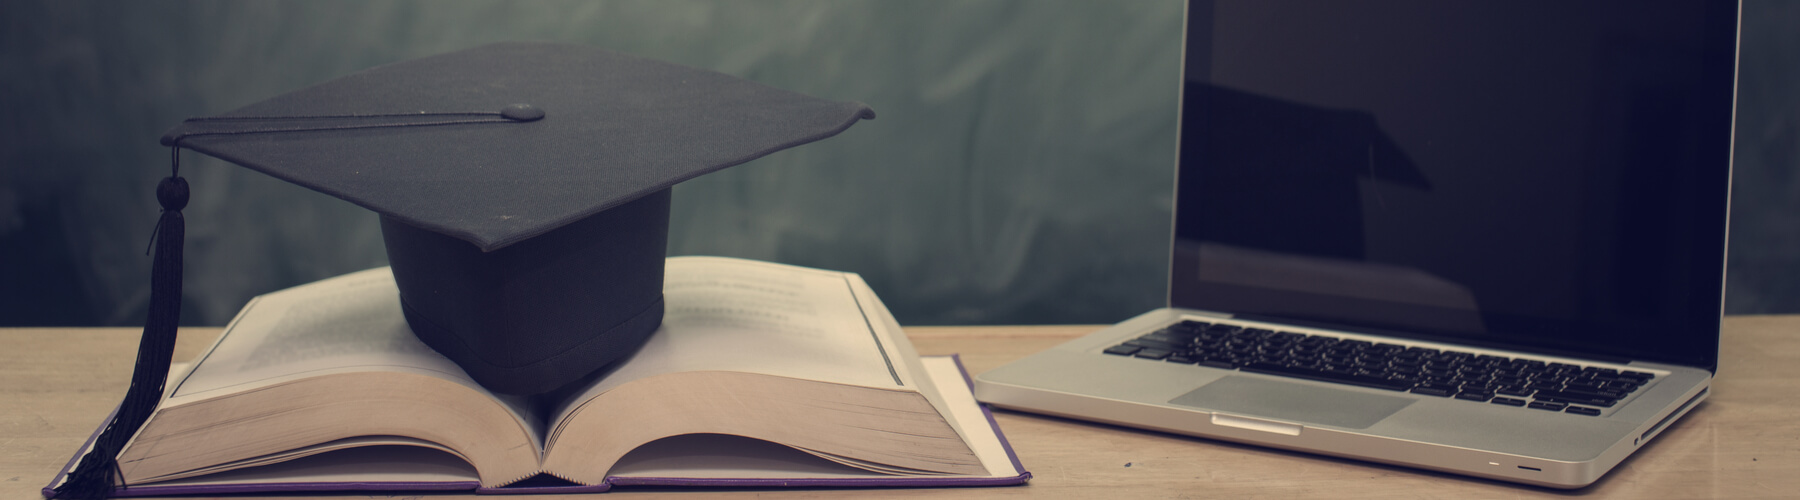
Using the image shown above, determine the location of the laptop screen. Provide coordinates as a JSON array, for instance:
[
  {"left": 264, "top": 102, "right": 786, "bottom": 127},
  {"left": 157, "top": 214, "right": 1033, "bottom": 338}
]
[{"left": 1170, "top": 1, "right": 1738, "bottom": 371}]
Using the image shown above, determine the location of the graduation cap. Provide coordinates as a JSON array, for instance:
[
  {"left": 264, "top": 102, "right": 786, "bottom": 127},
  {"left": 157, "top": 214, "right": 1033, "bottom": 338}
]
[{"left": 54, "top": 42, "right": 872, "bottom": 499}]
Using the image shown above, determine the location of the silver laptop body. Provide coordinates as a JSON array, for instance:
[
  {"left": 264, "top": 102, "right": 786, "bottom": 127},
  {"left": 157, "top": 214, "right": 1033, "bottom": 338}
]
[{"left": 975, "top": 0, "right": 1739, "bottom": 489}]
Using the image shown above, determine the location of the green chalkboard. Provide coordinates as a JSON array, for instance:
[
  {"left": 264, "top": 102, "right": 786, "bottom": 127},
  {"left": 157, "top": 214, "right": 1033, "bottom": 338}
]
[{"left": 4, "top": 0, "right": 1796, "bottom": 327}]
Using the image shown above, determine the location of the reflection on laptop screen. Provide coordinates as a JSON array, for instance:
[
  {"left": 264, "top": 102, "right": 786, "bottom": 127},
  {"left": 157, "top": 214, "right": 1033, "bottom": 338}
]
[{"left": 1172, "top": 1, "right": 1736, "bottom": 371}]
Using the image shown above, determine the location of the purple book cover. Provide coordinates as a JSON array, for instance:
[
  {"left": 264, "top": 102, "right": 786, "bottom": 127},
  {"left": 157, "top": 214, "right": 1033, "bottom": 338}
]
[{"left": 44, "top": 355, "right": 1030, "bottom": 497}]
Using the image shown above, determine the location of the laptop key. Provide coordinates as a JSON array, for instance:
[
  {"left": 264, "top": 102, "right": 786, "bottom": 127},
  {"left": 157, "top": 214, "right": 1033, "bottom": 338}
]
[
  {"left": 1134, "top": 348, "right": 1173, "bottom": 360},
  {"left": 1533, "top": 391, "right": 1617, "bottom": 408},
  {"left": 1473, "top": 354, "right": 1511, "bottom": 366},
  {"left": 1125, "top": 338, "right": 1179, "bottom": 350},
  {"left": 1254, "top": 353, "right": 1290, "bottom": 364},
  {"left": 1496, "top": 386, "right": 1534, "bottom": 397},
  {"left": 1544, "top": 386, "right": 1624, "bottom": 399},
  {"left": 1103, "top": 345, "right": 1140, "bottom": 356},
  {"left": 1173, "top": 320, "right": 1211, "bottom": 332},
  {"left": 1565, "top": 406, "right": 1602, "bottom": 416},
  {"left": 1239, "top": 361, "right": 1413, "bottom": 391},
  {"left": 1142, "top": 331, "right": 1193, "bottom": 345},
  {"left": 1528, "top": 401, "right": 1568, "bottom": 411},
  {"left": 1527, "top": 382, "right": 1563, "bottom": 392},
  {"left": 1198, "top": 358, "right": 1239, "bottom": 369},
  {"left": 1490, "top": 397, "right": 1528, "bottom": 407},
  {"left": 1580, "top": 386, "right": 1627, "bottom": 399},
  {"left": 1565, "top": 379, "right": 1605, "bottom": 390},
  {"left": 1369, "top": 343, "right": 1406, "bottom": 354},
  {"left": 1454, "top": 391, "right": 1493, "bottom": 402},
  {"left": 1410, "top": 386, "right": 1454, "bottom": 397},
  {"left": 1271, "top": 331, "right": 1306, "bottom": 342},
  {"left": 1401, "top": 346, "right": 1438, "bottom": 356}
]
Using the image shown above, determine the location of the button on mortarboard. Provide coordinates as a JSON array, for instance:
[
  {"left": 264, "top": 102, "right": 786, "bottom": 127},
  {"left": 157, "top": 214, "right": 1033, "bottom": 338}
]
[{"left": 161, "top": 42, "right": 875, "bottom": 394}]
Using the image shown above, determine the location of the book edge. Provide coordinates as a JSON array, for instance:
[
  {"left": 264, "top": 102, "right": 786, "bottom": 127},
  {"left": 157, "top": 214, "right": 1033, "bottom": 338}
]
[{"left": 956, "top": 353, "right": 1032, "bottom": 480}]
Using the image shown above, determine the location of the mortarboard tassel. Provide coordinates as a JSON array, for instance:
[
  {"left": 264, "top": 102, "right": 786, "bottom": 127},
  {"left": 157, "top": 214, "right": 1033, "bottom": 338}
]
[{"left": 52, "top": 148, "right": 187, "bottom": 500}]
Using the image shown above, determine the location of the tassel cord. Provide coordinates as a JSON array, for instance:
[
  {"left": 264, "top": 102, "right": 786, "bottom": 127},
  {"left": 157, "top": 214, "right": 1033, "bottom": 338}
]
[{"left": 52, "top": 149, "right": 187, "bottom": 500}]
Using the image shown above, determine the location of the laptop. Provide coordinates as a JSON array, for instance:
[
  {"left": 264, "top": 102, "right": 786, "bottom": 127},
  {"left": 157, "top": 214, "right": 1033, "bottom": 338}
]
[{"left": 974, "top": 0, "right": 1739, "bottom": 489}]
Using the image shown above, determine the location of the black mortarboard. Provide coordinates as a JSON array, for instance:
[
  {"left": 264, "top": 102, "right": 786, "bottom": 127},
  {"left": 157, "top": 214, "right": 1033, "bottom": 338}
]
[{"left": 158, "top": 42, "right": 874, "bottom": 394}]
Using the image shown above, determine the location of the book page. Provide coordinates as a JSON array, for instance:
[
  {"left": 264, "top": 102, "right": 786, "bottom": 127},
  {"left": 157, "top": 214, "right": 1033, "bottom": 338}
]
[
  {"left": 550, "top": 257, "right": 905, "bottom": 424},
  {"left": 597, "top": 357, "right": 1018, "bottom": 481},
  {"left": 165, "top": 268, "right": 539, "bottom": 440},
  {"left": 139, "top": 445, "right": 481, "bottom": 488},
  {"left": 171, "top": 268, "right": 473, "bottom": 399}
]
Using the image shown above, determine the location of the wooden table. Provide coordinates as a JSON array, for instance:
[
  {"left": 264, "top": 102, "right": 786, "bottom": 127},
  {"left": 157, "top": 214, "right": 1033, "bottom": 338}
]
[{"left": 4, "top": 317, "right": 1796, "bottom": 499}]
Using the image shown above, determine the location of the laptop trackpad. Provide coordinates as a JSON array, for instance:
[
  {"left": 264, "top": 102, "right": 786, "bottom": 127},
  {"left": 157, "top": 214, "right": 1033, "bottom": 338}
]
[{"left": 1169, "top": 376, "right": 1415, "bottom": 429}]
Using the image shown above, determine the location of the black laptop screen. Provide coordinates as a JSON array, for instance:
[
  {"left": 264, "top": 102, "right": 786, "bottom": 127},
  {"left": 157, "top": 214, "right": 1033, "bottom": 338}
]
[{"left": 1171, "top": 1, "right": 1737, "bottom": 371}]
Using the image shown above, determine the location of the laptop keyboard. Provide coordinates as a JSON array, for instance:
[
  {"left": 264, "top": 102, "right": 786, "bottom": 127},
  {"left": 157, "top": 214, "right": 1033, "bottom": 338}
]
[{"left": 1105, "top": 320, "right": 1654, "bottom": 416}]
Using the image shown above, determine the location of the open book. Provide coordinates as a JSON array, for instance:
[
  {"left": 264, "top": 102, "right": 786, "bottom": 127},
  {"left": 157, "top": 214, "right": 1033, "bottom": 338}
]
[{"left": 48, "top": 257, "right": 1027, "bottom": 496}]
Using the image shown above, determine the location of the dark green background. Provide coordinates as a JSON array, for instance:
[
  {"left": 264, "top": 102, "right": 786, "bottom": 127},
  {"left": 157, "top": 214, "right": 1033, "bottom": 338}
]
[{"left": 3, "top": 1, "right": 1794, "bottom": 327}]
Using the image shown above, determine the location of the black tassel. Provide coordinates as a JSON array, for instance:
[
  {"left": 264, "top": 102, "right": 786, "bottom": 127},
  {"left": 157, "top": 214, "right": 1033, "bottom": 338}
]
[{"left": 52, "top": 150, "right": 187, "bottom": 500}]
